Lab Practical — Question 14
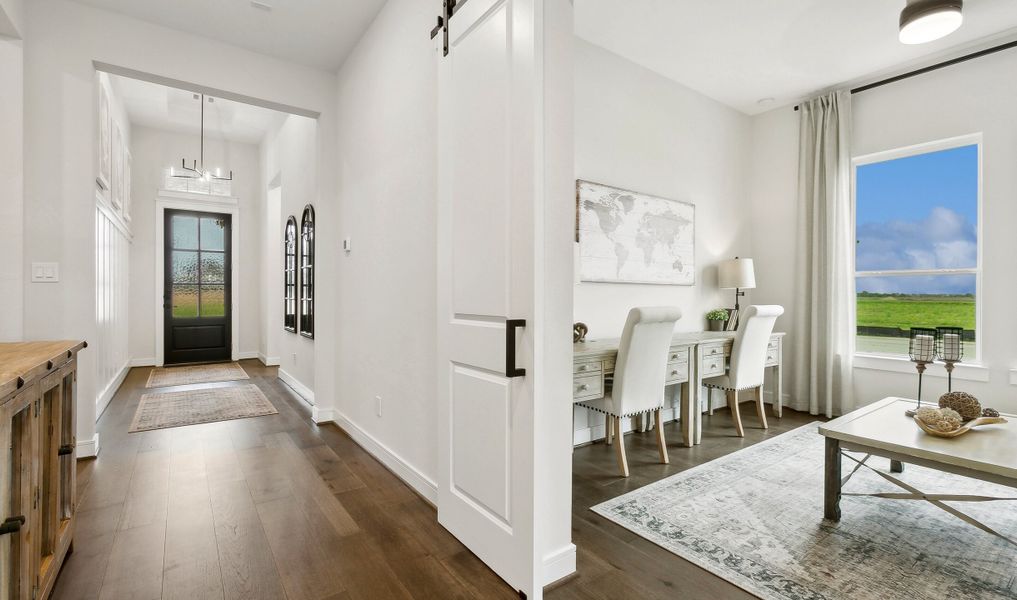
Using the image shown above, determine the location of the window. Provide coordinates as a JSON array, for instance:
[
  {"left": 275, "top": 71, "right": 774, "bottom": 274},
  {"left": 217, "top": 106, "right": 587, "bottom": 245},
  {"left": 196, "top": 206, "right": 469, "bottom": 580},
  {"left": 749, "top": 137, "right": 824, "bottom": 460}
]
[
  {"left": 299, "top": 205, "right": 315, "bottom": 338},
  {"left": 854, "top": 140, "right": 979, "bottom": 359},
  {"left": 284, "top": 216, "right": 297, "bottom": 332}
]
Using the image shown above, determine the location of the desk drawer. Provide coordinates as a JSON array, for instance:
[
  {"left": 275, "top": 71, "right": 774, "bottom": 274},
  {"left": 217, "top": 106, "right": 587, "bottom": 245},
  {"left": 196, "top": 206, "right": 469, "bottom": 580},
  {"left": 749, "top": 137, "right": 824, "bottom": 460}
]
[
  {"left": 573, "top": 360, "right": 602, "bottom": 376},
  {"left": 573, "top": 374, "right": 603, "bottom": 400},
  {"left": 665, "top": 361, "right": 689, "bottom": 384},
  {"left": 768, "top": 339, "right": 780, "bottom": 351},
  {"left": 765, "top": 349, "right": 779, "bottom": 367},
  {"left": 701, "top": 342, "right": 727, "bottom": 359},
  {"left": 666, "top": 347, "right": 690, "bottom": 363},
  {"left": 701, "top": 354, "right": 725, "bottom": 377}
]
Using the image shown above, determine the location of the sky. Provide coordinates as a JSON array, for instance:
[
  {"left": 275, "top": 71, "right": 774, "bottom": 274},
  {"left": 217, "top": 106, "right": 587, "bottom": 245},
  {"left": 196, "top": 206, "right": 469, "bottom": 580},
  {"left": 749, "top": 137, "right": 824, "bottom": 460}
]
[{"left": 855, "top": 144, "right": 977, "bottom": 295}]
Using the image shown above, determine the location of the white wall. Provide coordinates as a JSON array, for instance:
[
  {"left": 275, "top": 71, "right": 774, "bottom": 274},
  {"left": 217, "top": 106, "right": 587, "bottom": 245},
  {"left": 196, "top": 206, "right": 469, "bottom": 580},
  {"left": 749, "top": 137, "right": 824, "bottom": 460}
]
[
  {"left": 0, "top": 36, "right": 23, "bottom": 341},
  {"left": 331, "top": 0, "right": 438, "bottom": 495},
  {"left": 750, "top": 48, "right": 1017, "bottom": 414},
  {"left": 260, "top": 115, "right": 317, "bottom": 395},
  {"left": 572, "top": 39, "right": 755, "bottom": 442},
  {"left": 128, "top": 125, "right": 263, "bottom": 364},
  {"left": 0, "top": 0, "right": 22, "bottom": 38},
  {"left": 22, "top": 0, "right": 336, "bottom": 456}
]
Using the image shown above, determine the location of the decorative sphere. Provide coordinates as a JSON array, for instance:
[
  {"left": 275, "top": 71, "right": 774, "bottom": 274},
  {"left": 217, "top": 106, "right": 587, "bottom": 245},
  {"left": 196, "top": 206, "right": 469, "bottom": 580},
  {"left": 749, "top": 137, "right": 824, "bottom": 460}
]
[
  {"left": 916, "top": 406, "right": 963, "bottom": 433},
  {"left": 983, "top": 407, "right": 1001, "bottom": 418},
  {"left": 938, "top": 391, "right": 982, "bottom": 420}
]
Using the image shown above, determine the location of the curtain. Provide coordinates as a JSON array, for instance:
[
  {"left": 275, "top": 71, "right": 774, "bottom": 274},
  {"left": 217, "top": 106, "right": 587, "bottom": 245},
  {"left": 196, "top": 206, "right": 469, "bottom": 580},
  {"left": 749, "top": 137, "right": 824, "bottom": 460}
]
[{"left": 792, "top": 90, "right": 855, "bottom": 418}]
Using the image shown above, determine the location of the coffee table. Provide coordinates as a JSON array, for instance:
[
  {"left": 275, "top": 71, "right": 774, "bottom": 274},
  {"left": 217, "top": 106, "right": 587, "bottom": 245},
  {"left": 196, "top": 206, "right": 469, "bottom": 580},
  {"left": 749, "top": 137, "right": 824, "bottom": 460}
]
[{"left": 819, "top": 397, "right": 1017, "bottom": 538}]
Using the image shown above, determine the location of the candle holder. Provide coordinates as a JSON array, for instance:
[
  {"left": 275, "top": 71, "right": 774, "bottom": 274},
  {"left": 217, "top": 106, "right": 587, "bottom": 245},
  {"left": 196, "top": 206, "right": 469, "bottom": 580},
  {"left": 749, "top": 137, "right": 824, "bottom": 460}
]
[
  {"left": 906, "top": 327, "right": 938, "bottom": 417},
  {"left": 936, "top": 326, "right": 964, "bottom": 392}
]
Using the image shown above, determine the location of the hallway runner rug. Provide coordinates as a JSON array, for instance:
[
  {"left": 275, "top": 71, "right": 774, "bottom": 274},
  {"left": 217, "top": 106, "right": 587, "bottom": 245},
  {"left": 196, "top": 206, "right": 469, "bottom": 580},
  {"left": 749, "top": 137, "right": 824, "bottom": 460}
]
[
  {"left": 130, "top": 383, "right": 277, "bottom": 432},
  {"left": 145, "top": 362, "right": 250, "bottom": 388},
  {"left": 592, "top": 423, "right": 1017, "bottom": 600}
]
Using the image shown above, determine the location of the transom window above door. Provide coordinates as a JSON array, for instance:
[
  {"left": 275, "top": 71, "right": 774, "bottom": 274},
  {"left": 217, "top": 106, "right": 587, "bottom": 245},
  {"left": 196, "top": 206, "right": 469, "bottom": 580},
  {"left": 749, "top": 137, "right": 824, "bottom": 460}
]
[{"left": 170, "top": 214, "right": 227, "bottom": 318}]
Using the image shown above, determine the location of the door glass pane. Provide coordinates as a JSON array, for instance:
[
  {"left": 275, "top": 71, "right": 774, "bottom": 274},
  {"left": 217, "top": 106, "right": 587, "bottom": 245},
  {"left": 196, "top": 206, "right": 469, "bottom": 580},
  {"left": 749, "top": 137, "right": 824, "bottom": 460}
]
[
  {"left": 201, "top": 285, "right": 225, "bottom": 317},
  {"left": 200, "top": 253, "right": 225, "bottom": 283},
  {"left": 200, "top": 218, "right": 225, "bottom": 251},
  {"left": 171, "top": 215, "right": 199, "bottom": 249},
  {"left": 856, "top": 273, "right": 976, "bottom": 358},
  {"left": 172, "top": 285, "right": 199, "bottom": 317},
  {"left": 172, "top": 251, "right": 198, "bottom": 283}
]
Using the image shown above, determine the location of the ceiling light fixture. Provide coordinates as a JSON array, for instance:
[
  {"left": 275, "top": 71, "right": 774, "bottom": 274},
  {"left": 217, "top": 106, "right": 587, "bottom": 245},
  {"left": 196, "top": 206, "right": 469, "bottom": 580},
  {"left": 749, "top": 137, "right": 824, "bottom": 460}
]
[
  {"left": 899, "top": 0, "right": 963, "bottom": 45},
  {"left": 173, "top": 94, "right": 233, "bottom": 182}
]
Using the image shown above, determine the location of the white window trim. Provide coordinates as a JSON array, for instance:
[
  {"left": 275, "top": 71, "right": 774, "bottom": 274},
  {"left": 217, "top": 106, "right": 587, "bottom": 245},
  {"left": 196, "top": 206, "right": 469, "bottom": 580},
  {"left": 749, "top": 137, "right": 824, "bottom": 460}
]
[{"left": 851, "top": 133, "right": 983, "bottom": 368}]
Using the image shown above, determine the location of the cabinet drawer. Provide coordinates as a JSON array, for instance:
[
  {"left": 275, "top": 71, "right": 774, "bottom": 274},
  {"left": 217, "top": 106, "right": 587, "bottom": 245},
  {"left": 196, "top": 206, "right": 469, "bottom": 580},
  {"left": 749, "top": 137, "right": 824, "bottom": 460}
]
[
  {"left": 765, "top": 349, "right": 779, "bottom": 366},
  {"left": 573, "top": 360, "right": 602, "bottom": 376},
  {"left": 701, "top": 342, "right": 727, "bottom": 359},
  {"left": 768, "top": 339, "right": 779, "bottom": 351},
  {"left": 701, "top": 355, "right": 725, "bottom": 377},
  {"left": 573, "top": 374, "right": 603, "bottom": 400},
  {"left": 666, "top": 347, "right": 690, "bottom": 363},
  {"left": 665, "top": 361, "right": 689, "bottom": 384}
]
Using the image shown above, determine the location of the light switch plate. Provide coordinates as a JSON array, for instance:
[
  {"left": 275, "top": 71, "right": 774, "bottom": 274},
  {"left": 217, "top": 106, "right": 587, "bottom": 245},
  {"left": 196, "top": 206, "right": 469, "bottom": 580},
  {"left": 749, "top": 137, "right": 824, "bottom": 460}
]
[
  {"left": 31, "top": 262, "right": 59, "bottom": 283},
  {"left": 343, "top": 238, "right": 352, "bottom": 253}
]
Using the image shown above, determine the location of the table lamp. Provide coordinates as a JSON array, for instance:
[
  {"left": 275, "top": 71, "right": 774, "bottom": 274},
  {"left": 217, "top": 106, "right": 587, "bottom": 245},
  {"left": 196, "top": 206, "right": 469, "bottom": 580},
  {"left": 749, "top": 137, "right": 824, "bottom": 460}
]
[{"left": 718, "top": 257, "right": 756, "bottom": 313}]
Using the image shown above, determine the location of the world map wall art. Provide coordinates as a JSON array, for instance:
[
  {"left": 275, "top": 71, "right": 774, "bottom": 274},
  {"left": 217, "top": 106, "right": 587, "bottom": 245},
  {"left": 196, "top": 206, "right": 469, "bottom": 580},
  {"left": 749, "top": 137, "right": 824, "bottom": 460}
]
[{"left": 576, "top": 180, "right": 695, "bottom": 285}]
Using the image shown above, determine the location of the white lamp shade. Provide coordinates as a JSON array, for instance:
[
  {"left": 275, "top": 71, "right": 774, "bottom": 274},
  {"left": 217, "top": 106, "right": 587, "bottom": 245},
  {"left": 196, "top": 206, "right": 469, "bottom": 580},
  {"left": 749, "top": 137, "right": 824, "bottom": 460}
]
[{"left": 718, "top": 258, "right": 756, "bottom": 289}]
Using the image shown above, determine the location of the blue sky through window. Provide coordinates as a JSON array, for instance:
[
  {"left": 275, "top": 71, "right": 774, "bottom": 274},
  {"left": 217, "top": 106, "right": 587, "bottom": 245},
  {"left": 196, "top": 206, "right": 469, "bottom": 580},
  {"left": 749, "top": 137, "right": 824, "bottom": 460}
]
[{"left": 856, "top": 144, "right": 977, "bottom": 294}]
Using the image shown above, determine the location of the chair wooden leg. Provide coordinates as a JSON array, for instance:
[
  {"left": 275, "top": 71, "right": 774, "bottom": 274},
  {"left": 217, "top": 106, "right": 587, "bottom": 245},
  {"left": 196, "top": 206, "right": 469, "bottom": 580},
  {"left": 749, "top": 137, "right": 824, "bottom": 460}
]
[
  {"left": 755, "top": 386, "right": 768, "bottom": 429},
  {"left": 707, "top": 388, "right": 715, "bottom": 415},
  {"left": 654, "top": 409, "right": 669, "bottom": 464},
  {"left": 605, "top": 414, "right": 613, "bottom": 445},
  {"left": 727, "top": 389, "right": 744, "bottom": 437},
  {"left": 614, "top": 416, "right": 629, "bottom": 477}
]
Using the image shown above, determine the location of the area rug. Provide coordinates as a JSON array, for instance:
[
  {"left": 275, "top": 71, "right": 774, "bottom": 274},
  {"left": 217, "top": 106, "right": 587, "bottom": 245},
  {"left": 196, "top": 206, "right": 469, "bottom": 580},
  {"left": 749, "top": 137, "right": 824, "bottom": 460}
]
[
  {"left": 145, "top": 362, "right": 250, "bottom": 388},
  {"left": 130, "top": 384, "right": 277, "bottom": 432},
  {"left": 592, "top": 423, "right": 1017, "bottom": 600}
]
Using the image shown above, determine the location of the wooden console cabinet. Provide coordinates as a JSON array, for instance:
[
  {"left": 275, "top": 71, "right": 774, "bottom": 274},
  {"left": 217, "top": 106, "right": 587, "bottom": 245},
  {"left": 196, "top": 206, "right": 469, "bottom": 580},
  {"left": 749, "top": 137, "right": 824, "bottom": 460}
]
[{"left": 0, "top": 341, "right": 86, "bottom": 600}]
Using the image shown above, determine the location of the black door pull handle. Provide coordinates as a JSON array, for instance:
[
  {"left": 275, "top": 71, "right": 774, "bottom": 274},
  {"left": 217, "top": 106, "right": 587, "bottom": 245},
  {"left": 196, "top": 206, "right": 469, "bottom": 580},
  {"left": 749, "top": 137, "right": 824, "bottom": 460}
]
[
  {"left": 58, "top": 444, "right": 74, "bottom": 456},
  {"left": 505, "top": 319, "right": 526, "bottom": 378},
  {"left": 0, "top": 516, "right": 25, "bottom": 536}
]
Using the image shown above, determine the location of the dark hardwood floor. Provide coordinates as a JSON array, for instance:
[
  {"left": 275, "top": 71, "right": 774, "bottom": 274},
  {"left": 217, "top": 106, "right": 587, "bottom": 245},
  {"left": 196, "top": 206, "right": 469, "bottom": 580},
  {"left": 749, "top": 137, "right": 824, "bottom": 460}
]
[{"left": 53, "top": 361, "right": 819, "bottom": 599}]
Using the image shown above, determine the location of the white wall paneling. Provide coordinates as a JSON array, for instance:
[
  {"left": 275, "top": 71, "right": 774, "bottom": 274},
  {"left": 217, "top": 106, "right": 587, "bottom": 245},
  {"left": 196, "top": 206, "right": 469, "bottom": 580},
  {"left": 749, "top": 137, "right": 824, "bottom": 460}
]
[{"left": 94, "top": 196, "right": 131, "bottom": 419}]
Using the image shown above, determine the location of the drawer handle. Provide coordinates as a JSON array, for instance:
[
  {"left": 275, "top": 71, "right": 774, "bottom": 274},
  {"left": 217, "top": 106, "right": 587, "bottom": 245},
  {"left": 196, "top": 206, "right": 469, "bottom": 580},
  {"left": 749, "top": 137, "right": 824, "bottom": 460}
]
[
  {"left": 578, "top": 365, "right": 588, "bottom": 372},
  {"left": 578, "top": 384, "right": 589, "bottom": 391},
  {"left": 0, "top": 516, "right": 25, "bottom": 536},
  {"left": 58, "top": 444, "right": 74, "bottom": 456},
  {"left": 671, "top": 370, "right": 679, "bottom": 376},
  {"left": 670, "top": 354, "right": 678, "bottom": 360},
  {"left": 505, "top": 319, "right": 526, "bottom": 378},
  {"left": 710, "top": 348, "right": 718, "bottom": 355}
]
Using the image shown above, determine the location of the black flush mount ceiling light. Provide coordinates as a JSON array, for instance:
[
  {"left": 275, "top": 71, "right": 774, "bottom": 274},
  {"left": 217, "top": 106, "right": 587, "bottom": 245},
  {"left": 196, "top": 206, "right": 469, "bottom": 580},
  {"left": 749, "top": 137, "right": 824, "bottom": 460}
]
[
  {"left": 172, "top": 93, "right": 233, "bottom": 182},
  {"left": 899, "top": 0, "right": 964, "bottom": 45}
]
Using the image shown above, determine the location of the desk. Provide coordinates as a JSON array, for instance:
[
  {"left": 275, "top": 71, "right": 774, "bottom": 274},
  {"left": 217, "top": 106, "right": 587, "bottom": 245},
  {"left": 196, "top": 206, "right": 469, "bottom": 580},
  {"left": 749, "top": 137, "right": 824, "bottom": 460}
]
[{"left": 573, "top": 332, "right": 785, "bottom": 447}]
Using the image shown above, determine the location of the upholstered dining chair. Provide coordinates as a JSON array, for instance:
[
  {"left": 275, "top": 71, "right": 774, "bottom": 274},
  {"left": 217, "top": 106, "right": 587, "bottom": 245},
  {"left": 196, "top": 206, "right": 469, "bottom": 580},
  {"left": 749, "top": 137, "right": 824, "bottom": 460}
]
[
  {"left": 578, "top": 306, "right": 682, "bottom": 477},
  {"left": 703, "top": 305, "right": 784, "bottom": 437}
]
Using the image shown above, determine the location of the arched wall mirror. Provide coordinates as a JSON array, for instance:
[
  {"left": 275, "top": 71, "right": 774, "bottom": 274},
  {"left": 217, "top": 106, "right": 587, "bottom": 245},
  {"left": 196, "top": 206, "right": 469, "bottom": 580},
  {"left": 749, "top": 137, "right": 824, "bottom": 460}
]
[
  {"left": 284, "top": 216, "right": 297, "bottom": 333},
  {"left": 299, "top": 205, "right": 315, "bottom": 338}
]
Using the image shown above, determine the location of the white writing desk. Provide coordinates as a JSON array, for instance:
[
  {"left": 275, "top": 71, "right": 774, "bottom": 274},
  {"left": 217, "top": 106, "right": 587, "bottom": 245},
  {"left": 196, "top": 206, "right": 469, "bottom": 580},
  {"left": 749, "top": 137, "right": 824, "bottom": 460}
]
[{"left": 572, "top": 331, "right": 785, "bottom": 446}]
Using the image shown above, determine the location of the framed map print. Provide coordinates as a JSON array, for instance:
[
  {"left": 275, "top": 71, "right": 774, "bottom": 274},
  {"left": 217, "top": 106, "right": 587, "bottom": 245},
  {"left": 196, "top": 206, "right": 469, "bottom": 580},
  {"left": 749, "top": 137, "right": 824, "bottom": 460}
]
[{"left": 576, "top": 180, "right": 695, "bottom": 285}]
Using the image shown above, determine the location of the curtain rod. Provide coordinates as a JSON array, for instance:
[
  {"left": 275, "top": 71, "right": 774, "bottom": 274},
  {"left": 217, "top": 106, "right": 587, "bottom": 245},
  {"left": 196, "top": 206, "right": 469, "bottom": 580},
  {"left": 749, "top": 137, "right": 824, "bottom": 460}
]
[{"left": 793, "top": 38, "right": 1017, "bottom": 111}]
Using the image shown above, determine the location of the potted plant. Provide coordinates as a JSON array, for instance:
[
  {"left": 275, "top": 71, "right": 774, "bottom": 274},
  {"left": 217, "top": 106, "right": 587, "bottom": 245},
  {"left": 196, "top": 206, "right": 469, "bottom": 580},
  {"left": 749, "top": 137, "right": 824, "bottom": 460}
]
[{"left": 706, "top": 308, "right": 729, "bottom": 332}]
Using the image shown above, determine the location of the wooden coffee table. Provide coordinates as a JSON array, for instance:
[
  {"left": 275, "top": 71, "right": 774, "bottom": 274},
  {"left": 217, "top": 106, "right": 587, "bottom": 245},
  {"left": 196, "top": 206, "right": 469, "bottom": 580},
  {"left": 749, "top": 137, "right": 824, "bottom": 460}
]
[{"left": 819, "top": 397, "right": 1017, "bottom": 535}]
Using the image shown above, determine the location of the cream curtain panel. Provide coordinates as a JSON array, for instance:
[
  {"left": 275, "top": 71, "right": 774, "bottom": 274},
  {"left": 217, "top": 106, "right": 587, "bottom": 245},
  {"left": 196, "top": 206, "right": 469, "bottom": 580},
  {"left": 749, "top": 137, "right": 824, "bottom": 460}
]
[{"left": 792, "top": 90, "right": 855, "bottom": 418}]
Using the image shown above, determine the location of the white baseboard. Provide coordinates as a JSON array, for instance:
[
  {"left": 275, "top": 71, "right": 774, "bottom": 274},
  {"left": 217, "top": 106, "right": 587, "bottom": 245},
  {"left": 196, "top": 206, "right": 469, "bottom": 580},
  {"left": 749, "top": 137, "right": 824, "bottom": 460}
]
[
  {"left": 77, "top": 433, "right": 100, "bottom": 458},
  {"left": 259, "top": 353, "right": 280, "bottom": 366},
  {"left": 129, "top": 357, "right": 155, "bottom": 367},
  {"left": 96, "top": 361, "right": 131, "bottom": 419},
  {"left": 312, "top": 406, "right": 336, "bottom": 424},
  {"left": 332, "top": 411, "right": 438, "bottom": 505},
  {"left": 237, "top": 350, "right": 259, "bottom": 360},
  {"left": 542, "top": 543, "right": 577, "bottom": 586},
  {"left": 278, "top": 368, "right": 315, "bottom": 406}
]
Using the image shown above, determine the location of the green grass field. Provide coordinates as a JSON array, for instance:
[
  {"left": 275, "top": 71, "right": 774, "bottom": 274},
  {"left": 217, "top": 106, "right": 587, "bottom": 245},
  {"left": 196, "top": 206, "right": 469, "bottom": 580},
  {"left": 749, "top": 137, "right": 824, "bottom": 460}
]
[{"left": 856, "top": 294, "right": 975, "bottom": 331}]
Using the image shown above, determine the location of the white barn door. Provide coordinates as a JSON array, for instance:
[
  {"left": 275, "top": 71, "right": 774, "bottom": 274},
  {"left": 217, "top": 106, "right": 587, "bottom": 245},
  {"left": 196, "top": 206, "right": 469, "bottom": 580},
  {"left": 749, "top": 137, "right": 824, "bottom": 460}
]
[{"left": 435, "top": 0, "right": 572, "bottom": 597}]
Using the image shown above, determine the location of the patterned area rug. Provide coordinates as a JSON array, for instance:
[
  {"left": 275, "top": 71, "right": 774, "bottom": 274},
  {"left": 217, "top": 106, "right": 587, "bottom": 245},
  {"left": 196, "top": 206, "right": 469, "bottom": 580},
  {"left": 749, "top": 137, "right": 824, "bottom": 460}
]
[
  {"left": 130, "top": 384, "right": 277, "bottom": 432},
  {"left": 146, "top": 362, "right": 250, "bottom": 388},
  {"left": 592, "top": 423, "right": 1017, "bottom": 600}
]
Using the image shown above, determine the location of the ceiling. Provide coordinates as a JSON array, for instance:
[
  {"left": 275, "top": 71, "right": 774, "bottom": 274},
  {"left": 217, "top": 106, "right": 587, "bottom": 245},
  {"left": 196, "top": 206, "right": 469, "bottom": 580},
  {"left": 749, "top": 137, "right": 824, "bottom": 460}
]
[
  {"left": 110, "top": 74, "right": 289, "bottom": 144},
  {"left": 575, "top": 0, "right": 1017, "bottom": 115},
  {"left": 72, "top": 0, "right": 387, "bottom": 71}
]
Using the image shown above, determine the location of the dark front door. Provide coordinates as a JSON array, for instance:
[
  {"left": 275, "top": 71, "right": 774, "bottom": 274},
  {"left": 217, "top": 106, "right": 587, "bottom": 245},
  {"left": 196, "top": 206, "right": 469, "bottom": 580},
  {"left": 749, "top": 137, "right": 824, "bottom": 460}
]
[{"left": 164, "top": 210, "right": 232, "bottom": 365}]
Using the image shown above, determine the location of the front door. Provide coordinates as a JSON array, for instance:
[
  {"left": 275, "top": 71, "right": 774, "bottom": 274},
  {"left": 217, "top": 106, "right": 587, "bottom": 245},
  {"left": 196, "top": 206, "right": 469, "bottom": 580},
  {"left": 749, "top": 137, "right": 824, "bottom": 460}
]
[{"left": 164, "top": 210, "right": 232, "bottom": 364}]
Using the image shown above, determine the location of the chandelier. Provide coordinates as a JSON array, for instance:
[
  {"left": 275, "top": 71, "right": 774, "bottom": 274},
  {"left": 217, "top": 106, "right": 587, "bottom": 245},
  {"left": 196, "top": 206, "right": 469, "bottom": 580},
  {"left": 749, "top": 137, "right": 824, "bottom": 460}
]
[{"left": 172, "top": 93, "right": 233, "bottom": 181}]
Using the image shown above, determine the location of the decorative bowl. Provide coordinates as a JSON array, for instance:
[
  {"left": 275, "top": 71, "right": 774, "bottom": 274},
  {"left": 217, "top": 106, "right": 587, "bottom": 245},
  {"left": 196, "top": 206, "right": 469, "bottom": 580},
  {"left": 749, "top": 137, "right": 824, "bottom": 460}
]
[{"left": 913, "top": 416, "right": 1007, "bottom": 439}]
